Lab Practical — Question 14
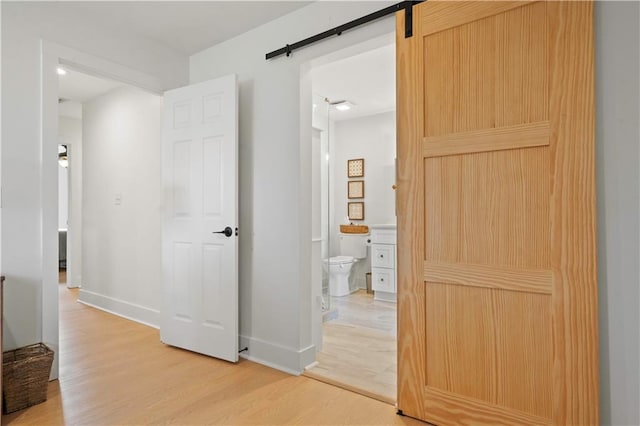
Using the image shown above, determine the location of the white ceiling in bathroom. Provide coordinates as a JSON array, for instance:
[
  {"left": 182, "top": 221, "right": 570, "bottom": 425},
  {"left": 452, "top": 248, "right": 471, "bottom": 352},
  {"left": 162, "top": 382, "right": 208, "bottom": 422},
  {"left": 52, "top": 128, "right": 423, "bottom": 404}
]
[{"left": 311, "top": 43, "right": 395, "bottom": 122}]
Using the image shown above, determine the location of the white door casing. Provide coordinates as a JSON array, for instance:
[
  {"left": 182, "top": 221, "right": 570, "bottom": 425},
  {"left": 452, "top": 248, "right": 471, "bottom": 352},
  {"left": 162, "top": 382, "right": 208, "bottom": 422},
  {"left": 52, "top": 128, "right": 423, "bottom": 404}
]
[{"left": 161, "top": 75, "right": 239, "bottom": 362}]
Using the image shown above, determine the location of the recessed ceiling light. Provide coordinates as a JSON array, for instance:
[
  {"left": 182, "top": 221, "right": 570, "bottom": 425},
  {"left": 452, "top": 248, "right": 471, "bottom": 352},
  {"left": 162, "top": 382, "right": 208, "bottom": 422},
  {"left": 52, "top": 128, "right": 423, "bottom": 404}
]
[
  {"left": 329, "top": 100, "right": 355, "bottom": 112},
  {"left": 57, "top": 67, "right": 67, "bottom": 76}
]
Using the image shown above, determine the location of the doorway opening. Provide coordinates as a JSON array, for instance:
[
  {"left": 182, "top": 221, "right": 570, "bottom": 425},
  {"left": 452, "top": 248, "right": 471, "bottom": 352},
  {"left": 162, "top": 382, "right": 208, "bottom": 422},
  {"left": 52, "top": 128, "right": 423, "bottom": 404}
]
[
  {"left": 58, "top": 142, "right": 69, "bottom": 286},
  {"left": 55, "top": 64, "right": 164, "bottom": 311},
  {"left": 305, "top": 39, "right": 398, "bottom": 403},
  {"left": 43, "top": 42, "right": 166, "bottom": 379},
  {"left": 56, "top": 67, "right": 124, "bottom": 290}
]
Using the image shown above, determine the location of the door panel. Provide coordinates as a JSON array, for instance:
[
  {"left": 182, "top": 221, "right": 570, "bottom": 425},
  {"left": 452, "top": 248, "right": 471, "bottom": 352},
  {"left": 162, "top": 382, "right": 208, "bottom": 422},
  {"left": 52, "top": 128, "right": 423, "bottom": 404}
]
[
  {"left": 161, "top": 75, "right": 239, "bottom": 363},
  {"left": 397, "top": 2, "right": 597, "bottom": 425},
  {"left": 425, "top": 284, "right": 552, "bottom": 418},
  {"left": 425, "top": 148, "right": 551, "bottom": 268}
]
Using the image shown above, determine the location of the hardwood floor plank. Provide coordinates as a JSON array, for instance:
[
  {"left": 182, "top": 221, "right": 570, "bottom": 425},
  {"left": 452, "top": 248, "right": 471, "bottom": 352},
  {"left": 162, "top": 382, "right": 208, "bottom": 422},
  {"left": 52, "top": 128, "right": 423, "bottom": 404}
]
[{"left": 2, "top": 286, "right": 418, "bottom": 425}]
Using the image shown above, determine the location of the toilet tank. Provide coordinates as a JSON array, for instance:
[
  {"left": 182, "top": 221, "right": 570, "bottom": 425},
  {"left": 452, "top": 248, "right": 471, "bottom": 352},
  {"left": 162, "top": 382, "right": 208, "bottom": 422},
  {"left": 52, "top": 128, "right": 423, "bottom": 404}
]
[{"left": 339, "top": 233, "right": 369, "bottom": 259}]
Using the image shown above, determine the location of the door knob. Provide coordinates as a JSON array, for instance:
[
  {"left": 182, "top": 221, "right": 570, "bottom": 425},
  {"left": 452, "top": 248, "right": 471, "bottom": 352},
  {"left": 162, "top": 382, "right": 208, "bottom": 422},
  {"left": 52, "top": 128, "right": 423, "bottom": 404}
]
[{"left": 213, "top": 226, "right": 233, "bottom": 237}]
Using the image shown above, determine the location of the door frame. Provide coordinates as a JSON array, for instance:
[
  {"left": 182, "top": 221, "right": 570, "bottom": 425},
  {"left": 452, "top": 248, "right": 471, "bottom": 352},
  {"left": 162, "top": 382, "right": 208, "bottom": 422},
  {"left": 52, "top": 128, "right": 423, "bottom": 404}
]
[{"left": 41, "top": 40, "right": 164, "bottom": 379}]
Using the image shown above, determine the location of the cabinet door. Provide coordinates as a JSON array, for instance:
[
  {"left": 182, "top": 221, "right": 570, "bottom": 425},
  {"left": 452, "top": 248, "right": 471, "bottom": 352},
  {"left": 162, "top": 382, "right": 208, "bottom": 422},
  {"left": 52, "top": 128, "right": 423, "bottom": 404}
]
[
  {"left": 372, "top": 267, "right": 395, "bottom": 293},
  {"left": 372, "top": 245, "right": 395, "bottom": 268}
]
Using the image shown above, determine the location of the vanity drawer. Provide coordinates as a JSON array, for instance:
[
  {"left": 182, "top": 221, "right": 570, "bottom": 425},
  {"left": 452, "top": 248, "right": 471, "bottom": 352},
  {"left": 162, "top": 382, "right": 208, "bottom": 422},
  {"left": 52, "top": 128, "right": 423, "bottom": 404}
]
[
  {"left": 371, "top": 244, "right": 395, "bottom": 268},
  {"left": 370, "top": 229, "right": 396, "bottom": 245},
  {"left": 372, "top": 268, "right": 395, "bottom": 293}
]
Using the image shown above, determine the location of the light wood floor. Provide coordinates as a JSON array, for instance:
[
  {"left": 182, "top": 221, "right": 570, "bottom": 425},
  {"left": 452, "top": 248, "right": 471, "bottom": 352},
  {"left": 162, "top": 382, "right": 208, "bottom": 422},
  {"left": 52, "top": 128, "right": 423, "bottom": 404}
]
[
  {"left": 305, "top": 291, "right": 397, "bottom": 403},
  {"left": 2, "top": 286, "right": 421, "bottom": 425}
]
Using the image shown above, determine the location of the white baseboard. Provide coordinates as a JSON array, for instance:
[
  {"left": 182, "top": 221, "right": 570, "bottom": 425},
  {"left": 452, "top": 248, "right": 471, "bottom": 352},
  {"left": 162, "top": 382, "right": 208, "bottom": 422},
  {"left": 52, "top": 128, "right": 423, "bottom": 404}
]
[
  {"left": 239, "top": 335, "right": 316, "bottom": 375},
  {"left": 77, "top": 289, "right": 160, "bottom": 329},
  {"left": 374, "top": 291, "right": 397, "bottom": 303},
  {"left": 305, "top": 361, "right": 319, "bottom": 370}
]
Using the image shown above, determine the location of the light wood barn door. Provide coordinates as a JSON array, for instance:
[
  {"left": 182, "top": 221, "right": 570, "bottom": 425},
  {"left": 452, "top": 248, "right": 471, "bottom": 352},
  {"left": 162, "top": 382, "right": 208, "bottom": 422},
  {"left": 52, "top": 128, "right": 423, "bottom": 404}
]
[{"left": 396, "top": 2, "right": 598, "bottom": 425}]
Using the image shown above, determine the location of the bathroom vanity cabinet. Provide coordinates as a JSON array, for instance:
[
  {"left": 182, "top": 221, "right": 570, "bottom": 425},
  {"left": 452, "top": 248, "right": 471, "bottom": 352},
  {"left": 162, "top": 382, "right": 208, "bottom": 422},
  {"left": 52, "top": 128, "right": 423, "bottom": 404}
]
[{"left": 369, "top": 225, "right": 397, "bottom": 303}]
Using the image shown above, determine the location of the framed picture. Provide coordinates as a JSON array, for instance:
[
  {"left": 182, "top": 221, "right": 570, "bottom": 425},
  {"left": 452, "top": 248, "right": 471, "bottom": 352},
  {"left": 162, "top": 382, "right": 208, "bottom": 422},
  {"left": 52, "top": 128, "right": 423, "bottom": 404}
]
[
  {"left": 347, "top": 180, "right": 365, "bottom": 199},
  {"left": 347, "top": 158, "right": 365, "bottom": 178},
  {"left": 348, "top": 202, "right": 365, "bottom": 221}
]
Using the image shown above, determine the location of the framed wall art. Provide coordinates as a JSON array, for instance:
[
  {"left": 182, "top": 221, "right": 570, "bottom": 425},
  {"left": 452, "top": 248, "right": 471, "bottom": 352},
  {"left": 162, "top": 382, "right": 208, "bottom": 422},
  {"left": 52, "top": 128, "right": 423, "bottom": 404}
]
[
  {"left": 347, "top": 180, "right": 364, "bottom": 199},
  {"left": 348, "top": 202, "right": 365, "bottom": 221},
  {"left": 347, "top": 158, "right": 364, "bottom": 178}
]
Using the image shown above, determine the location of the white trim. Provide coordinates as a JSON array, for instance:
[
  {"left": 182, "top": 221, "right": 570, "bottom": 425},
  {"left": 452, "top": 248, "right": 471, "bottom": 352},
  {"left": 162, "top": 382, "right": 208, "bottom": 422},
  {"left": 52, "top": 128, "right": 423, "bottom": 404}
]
[
  {"left": 373, "top": 291, "right": 397, "bottom": 303},
  {"left": 41, "top": 40, "right": 167, "bottom": 381},
  {"left": 304, "top": 361, "right": 319, "bottom": 370},
  {"left": 41, "top": 40, "right": 60, "bottom": 381},
  {"left": 44, "top": 40, "right": 164, "bottom": 95},
  {"left": 77, "top": 289, "right": 160, "bottom": 329},
  {"left": 239, "top": 335, "right": 316, "bottom": 375}
]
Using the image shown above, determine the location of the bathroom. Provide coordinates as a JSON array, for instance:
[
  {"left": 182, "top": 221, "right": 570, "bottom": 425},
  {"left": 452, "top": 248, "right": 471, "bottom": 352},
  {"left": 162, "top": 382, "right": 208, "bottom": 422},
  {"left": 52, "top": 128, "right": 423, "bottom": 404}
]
[{"left": 307, "top": 39, "right": 398, "bottom": 401}]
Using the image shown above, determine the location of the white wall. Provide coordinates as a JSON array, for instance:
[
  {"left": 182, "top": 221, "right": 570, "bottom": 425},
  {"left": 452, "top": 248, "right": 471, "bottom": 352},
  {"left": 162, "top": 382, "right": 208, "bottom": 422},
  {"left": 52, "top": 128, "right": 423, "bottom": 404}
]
[
  {"left": 59, "top": 116, "right": 83, "bottom": 288},
  {"left": 79, "top": 86, "right": 163, "bottom": 327},
  {"left": 1, "top": 2, "right": 187, "bottom": 353},
  {"left": 594, "top": 2, "right": 640, "bottom": 425},
  {"left": 332, "top": 111, "right": 396, "bottom": 228},
  {"left": 311, "top": 128, "right": 323, "bottom": 352},
  {"left": 190, "top": 1, "right": 396, "bottom": 373}
]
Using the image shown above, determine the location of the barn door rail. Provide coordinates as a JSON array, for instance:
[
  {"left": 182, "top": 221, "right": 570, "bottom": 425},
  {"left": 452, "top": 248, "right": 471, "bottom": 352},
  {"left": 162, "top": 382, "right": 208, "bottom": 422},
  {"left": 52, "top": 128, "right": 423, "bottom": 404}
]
[{"left": 265, "top": 0, "right": 424, "bottom": 60}]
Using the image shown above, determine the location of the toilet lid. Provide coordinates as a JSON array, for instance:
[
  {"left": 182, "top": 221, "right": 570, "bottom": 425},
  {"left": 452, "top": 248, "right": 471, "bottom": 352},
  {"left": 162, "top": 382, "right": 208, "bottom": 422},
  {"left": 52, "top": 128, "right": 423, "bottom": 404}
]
[{"left": 327, "top": 255, "right": 354, "bottom": 264}]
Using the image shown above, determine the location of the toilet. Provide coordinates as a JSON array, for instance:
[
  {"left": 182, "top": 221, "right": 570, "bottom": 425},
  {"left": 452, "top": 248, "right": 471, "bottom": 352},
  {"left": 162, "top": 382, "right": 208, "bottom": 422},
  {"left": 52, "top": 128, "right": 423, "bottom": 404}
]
[{"left": 323, "top": 233, "right": 369, "bottom": 297}]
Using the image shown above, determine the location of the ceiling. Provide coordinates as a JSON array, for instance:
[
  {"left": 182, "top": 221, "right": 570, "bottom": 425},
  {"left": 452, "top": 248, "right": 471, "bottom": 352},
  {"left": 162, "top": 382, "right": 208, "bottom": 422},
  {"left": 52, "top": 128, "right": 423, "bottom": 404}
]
[
  {"left": 311, "top": 43, "right": 395, "bottom": 122},
  {"left": 54, "top": 1, "right": 311, "bottom": 56},
  {"left": 55, "top": 1, "right": 313, "bottom": 118},
  {"left": 59, "top": 68, "right": 124, "bottom": 103},
  {"left": 58, "top": 67, "right": 126, "bottom": 119},
  {"left": 56, "top": 2, "right": 394, "bottom": 121}
]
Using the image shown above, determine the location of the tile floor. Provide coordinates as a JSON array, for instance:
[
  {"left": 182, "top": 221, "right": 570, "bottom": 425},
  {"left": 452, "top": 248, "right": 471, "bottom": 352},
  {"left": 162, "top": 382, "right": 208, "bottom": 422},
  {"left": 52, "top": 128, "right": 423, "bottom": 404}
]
[{"left": 305, "top": 290, "right": 397, "bottom": 402}]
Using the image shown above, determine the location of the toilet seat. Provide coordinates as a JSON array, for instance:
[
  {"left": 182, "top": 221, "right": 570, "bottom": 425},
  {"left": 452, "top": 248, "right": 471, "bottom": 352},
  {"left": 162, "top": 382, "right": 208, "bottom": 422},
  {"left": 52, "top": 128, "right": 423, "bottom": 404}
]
[{"left": 327, "top": 255, "right": 355, "bottom": 265}]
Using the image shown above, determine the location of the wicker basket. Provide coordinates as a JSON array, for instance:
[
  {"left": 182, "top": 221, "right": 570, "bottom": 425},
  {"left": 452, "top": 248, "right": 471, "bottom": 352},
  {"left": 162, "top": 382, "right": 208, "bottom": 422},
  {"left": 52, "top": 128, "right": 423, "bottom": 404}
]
[
  {"left": 339, "top": 224, "right": 369, "bottom": 234},
  {"left": 3, "top": 343, "right": 54, "bottom": 414}
]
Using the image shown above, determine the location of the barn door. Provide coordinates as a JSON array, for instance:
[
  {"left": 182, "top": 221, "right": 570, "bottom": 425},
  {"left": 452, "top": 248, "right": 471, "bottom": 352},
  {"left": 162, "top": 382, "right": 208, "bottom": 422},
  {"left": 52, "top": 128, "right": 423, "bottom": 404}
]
[{"left": 396, "top": 2, "right": 598, "bottom": 425}]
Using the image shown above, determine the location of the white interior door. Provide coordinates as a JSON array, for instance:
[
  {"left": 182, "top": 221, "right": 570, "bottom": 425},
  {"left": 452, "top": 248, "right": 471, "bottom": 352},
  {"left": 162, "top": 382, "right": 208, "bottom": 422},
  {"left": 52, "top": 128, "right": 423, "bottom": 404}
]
[{"left": 161, "top": 74, "right": 238, "bottom": 362}]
